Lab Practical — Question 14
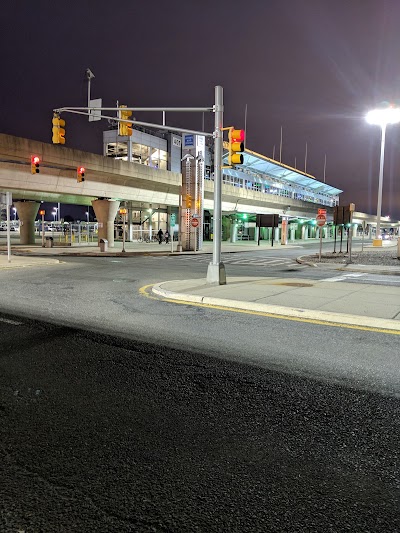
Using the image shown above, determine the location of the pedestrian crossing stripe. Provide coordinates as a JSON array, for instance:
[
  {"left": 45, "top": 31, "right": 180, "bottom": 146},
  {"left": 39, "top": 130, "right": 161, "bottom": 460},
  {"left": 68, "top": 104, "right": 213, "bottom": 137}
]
[{"left": 175, "top": 255, "right": 305, "bottom": 268}]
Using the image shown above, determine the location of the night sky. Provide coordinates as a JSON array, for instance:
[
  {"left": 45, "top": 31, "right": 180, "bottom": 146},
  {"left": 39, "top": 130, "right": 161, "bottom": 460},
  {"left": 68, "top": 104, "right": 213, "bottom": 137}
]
[{"left": 2, "top": 1, "right": 400, "bottom": 219}]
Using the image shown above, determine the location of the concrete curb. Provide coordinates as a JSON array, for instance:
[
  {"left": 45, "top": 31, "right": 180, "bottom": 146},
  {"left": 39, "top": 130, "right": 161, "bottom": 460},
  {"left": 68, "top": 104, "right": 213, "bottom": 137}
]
[
  {"left": 152, "top": 281, "right": 400, "bottom": 332},
  {"left": 296, "top": 255, "right": 400, "bottom": 275}
]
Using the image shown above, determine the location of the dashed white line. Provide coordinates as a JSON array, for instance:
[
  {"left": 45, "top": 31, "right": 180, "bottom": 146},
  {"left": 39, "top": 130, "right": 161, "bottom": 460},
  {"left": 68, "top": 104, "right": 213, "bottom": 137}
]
[{"left": 0, "top": 317, "right": 22, "bottom": 325}]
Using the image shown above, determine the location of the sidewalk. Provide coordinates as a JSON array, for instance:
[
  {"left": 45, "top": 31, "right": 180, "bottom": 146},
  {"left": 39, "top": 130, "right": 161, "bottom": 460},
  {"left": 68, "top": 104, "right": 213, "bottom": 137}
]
[
  {"left": 0, "top": 238, "right": 301, "bottom": 256},
  {"left": 152, "top": 274, "right": 400, "bottom": 332},
  {"left": 0, "top": 254, "right": 60, "bottom": 269}
]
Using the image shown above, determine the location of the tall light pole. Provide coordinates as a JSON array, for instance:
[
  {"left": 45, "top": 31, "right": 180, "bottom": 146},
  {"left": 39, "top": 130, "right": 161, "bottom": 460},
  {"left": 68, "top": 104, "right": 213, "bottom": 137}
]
[
  {"left": 85, "top": 211, "right": 89, "bottom": 223},
  {"left": 12, "top": 207, "right": 16, "bottom": 221},
  {"left": 366, "top": 106, "right": 400, "bottom": 245}
]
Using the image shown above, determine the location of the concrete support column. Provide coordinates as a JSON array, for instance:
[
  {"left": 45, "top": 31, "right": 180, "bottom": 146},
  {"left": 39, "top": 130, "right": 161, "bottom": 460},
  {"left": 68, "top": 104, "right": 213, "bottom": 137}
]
[
  {"left": 127, "top": 208, "right": 133, "bottom": 242},
  {"left": 149, "top": 212, "right": 153, "bottom": 239},
  {"left": 14, "top": 201, "right": 40, "bottom": 245},
  {"left": 230, "top": 220, "right": 238, "bottom": 243},
  {"left": 304, "top": 226, "right": 309, "bottom": 240},
  {"left": 274, "top": 227, "right": 280, "bottom": 241},
  {"left": 254, "top": 226, "right": 259, "bottom": 243},
  {"left": 290, "top": 227, "right": 296, "bottom": 242},
  {"left": 92, "top": 199, "right": 120, "bottom": 247},
  {"left": 353, "top": 225, "right": 358, "bottom": 238}
]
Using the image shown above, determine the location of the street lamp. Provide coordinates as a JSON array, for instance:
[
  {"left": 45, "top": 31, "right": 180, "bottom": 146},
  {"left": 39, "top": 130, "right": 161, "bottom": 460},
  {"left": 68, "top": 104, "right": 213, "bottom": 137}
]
[
  {"left": 85, "top": 211, "right": 89, "bottom": 223},
  {"left": 52, "top": 210, "right": 57, "bottom": 222},
  {"left": 366, "top": 105, "right": 400, "bottom": 245},
  {"left": 12, "top": 207, "right": 16, "bottom": 220}
]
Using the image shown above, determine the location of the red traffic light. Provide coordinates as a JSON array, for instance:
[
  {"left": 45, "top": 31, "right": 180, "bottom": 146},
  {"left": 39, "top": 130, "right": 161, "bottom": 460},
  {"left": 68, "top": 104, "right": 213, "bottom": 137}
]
[
  {"left": 230, "top": 129, "right": 245, "bottom": 142},
  {"left": 31, "top": 155, "right": 40, "bottom": 174},
  {"left": 77, "top": 166, "right": 85, "bottom": 183}
]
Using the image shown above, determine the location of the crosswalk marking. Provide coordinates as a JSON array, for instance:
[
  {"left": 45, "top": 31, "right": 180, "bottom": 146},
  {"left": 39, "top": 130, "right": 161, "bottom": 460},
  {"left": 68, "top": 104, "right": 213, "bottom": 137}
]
[{"left": 175, "top": 254, "right": 306, "bottom": 269}]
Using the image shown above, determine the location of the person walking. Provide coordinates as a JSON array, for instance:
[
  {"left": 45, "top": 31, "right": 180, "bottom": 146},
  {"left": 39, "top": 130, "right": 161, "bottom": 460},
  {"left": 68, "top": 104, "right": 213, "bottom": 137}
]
[
  {"left": 157, "top": 228, "right": 163, "bottom": 244},
  {"left": 164, "top": 230, "right": 170, "bottom": 244}
]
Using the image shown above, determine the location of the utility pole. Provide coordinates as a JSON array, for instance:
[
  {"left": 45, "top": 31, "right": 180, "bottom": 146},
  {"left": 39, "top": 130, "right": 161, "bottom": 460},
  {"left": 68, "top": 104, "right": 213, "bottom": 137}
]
[
  {"left": 86, "top": 68, "right": 95, "bottom": 108},
  {"left": 207, "top": 85, "right": 226, "bottom": 285}
]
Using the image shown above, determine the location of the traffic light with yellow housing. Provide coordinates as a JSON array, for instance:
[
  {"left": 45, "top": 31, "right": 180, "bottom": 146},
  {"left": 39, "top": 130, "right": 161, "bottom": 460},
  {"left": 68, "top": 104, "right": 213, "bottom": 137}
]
[
  {"left": 52, "top": 114, "right": 66, "bottom": 144},
  {"left": 77, "top": 166, "right": 85, "bottom": 183},
  {"left": 119, "top": 105, "right": 133, "bottom": 136},
  {"left": 185, "top": 194, "right": 192, "bottom": 209},
  {"left": 31, "top": 155, "right": 40, "bottom": 174},
  {"left": 228, "top": 128, "right": 245, "bottom": 165}
]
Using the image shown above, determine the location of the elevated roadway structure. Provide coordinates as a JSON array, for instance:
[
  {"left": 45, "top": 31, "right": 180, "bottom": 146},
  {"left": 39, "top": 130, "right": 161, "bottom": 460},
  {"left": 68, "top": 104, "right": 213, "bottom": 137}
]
[{"left": 1, "top": 133, "right": 396, "bottom": 246}]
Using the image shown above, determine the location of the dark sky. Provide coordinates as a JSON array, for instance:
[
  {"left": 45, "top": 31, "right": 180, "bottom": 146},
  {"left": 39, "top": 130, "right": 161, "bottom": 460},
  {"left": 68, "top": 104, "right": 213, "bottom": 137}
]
[{"left": 2, "top": 0, "right": 400, "bottom": 219}]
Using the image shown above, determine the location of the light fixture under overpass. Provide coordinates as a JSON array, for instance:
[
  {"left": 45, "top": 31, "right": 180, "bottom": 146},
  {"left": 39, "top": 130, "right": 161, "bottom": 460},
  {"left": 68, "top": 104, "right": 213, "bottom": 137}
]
[{"left": 366, "top": 105, "right": 400, "bottom": 245}]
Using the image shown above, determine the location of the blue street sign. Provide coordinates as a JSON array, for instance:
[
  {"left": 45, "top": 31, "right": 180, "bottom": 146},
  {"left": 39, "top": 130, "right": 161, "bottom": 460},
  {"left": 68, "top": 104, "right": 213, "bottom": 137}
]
[{"left": 184, "top": 134, "right": 194, "bottom": 147}]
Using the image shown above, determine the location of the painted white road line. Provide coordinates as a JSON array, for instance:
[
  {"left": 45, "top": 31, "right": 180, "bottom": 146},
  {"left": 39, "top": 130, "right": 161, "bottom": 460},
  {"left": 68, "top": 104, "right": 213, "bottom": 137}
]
[{"left": 0, "top": 317, "right": 22, "bottom": 325}]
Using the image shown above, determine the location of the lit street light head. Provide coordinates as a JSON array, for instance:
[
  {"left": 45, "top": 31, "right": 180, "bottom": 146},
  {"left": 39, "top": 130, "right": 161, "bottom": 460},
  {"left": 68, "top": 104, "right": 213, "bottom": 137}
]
[
  {"left": 365, "top": 104, "right": 400, "bottom": 246},
  {"left": 366, "top": 106, "right": 400, "bottom": 126}
]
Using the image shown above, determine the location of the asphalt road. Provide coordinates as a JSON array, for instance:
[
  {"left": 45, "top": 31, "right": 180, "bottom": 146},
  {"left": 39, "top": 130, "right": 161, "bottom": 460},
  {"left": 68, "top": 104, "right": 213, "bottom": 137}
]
[
  {"left": 0, "top": 247, "right": 400, "bottom": 531},
  {"left": 1, "top": 315, "right": 399, "bottom": 532}
]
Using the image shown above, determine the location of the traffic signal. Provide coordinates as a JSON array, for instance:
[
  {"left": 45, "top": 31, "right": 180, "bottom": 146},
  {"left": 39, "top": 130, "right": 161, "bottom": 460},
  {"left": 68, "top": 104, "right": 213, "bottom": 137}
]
[
  {"left": 52, "top": 114, "right": 66, "bottom": 144},
  {"left": 185, "top": 194, "right": 192, "bottom": 209},
  {"left": 228, "top": 128, "right": 245, "bottom": 165},
  {"left": 77, "top": 166, "right": 85, "bottom": 183},
  {"left": 31, "top": 155, "right": 40, "bottom": 174},
  {"left": 119, "top": 105, "right": 133, "bottom": 136}
]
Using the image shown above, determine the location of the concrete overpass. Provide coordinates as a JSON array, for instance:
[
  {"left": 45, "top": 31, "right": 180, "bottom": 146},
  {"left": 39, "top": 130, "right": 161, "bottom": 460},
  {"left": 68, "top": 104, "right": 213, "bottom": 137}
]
[{"left": 1, "top": 133, "right": 396, "bottom": 246}]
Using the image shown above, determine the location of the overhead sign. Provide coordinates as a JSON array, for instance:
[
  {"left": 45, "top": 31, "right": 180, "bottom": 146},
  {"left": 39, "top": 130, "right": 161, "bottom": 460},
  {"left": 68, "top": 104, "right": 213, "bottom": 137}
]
[
  {"left": 183, "top": 134, "right": 194, "bottom": 147},
  {"left": 89, "top": 98, "right": 102, "bottom": 122},
  {"left": 316, "top": 213, "right": 327, "bottom": 227}
]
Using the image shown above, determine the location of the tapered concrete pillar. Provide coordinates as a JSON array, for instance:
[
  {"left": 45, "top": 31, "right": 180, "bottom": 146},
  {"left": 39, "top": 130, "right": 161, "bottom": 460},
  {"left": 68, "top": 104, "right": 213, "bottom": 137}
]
[
  {"left": 14, "top": 201, "right": 40, "bottom": 244},
  {"left": 230, "top": 220, "right": 238, "bottom": 243},
  {"left": 253, "top": 226, "right": 259, "bottom": 243},
  {"left": 92, "top": 199, "right": 120, "bottom": 247}
]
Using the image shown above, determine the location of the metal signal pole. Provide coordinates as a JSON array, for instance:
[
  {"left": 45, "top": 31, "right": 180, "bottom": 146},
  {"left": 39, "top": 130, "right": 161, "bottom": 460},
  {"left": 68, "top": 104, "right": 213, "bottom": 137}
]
[{"left": 207, "top": 85, "right": 226, "bottom": 285}]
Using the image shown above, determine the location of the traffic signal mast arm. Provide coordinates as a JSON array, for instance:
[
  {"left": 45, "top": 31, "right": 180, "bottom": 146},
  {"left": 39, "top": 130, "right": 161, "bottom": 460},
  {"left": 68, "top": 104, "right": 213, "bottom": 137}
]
[{"left": 52, "top": 107, "right": 215, "bottom": 138}]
